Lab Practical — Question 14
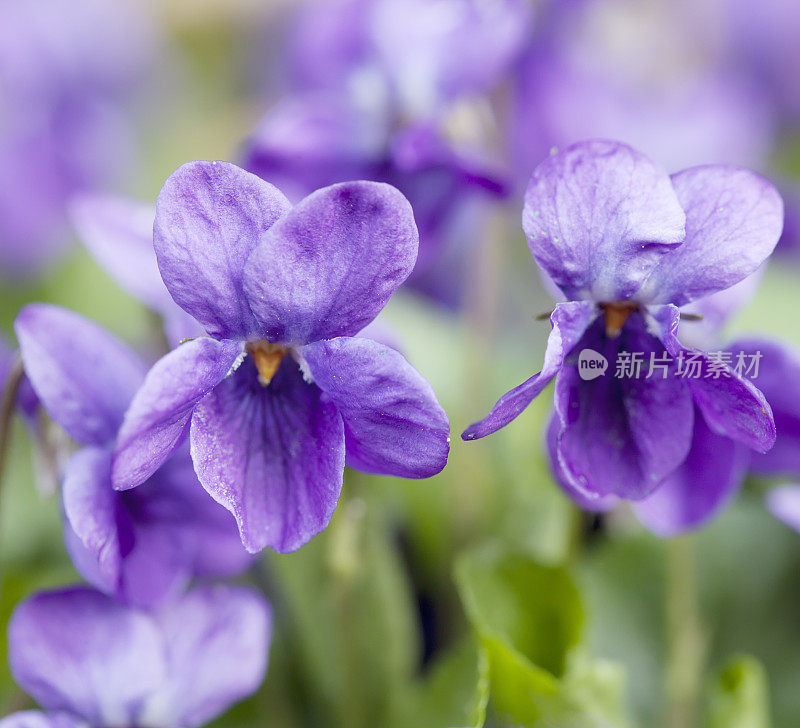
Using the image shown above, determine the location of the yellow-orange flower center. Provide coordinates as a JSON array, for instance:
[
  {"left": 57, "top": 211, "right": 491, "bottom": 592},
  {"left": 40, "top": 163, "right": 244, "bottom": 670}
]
[
  {"left": 246, "top": 341, "right": 286, "bottom": 386},
  {"left": 599, "top": 301, "right": 640, "bottom": 338}
]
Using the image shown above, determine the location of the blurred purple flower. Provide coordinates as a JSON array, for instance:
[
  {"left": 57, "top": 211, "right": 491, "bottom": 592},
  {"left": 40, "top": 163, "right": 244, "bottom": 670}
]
[
  {"left": 3, "top": 584, "right": 270, "bottom": 728},
  {"left": 111, "top": 161, "right": 450, "bottom": 554},
  {"left": 245, "top": 0, "right": 529, "bottom": 308},
  {"left": 509, "top": 0, "right": 775, "bottom": 185},
  {"left": 0, "top": 0, "right": 156, "bottom": 279},
  {"left": 463, "top": 140, "right": 783, "bottom": 505},
  {"left": 721, "top": 0, "right": 800, "bottom": 122},
  {"left": 243, "top": 95, "right": 507, "bottom": 307},
  {"left": 287, "top": 0, "right": 532, "bottom": 114},
  {"left": 767, "top": 485, "right": 800, "bottom": 534},
  {"left": 14, "top": 304, "right": 250, "bottom": 607},
  {"left": 512, "top": 55, "right": 774, "bottom": 178}
]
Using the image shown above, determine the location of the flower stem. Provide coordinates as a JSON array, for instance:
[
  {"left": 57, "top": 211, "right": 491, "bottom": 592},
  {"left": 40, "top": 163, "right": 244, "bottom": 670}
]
[
  {"left": 0, "top": 354, "right": 24, "bottom": 496},
  {"left": 330, "top": 495, "right": 367, "bottom": 728},
  {"left": 664, "top": 534, "right": 707, "bottom": 728},
  {"left": 458, "top": 208, "right": 506, "bottom": 539}
]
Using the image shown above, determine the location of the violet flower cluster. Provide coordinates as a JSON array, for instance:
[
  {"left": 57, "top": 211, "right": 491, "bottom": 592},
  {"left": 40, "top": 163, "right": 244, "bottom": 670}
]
[
  {"left": 4, "top": 303, "right": 270, "bottom": 727},
  {"left": 3, "top": 158, "right": 451, "bottom": 725}
]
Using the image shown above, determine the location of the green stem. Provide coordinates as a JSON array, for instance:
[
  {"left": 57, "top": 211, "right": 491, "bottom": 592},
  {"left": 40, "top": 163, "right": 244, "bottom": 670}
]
[
  {"left": 0, "top": 354, "right": 24, "bottom": 495},
  {"left": 458, "top": 209, "right": 506, "bottom": 541},
  {"left": 564, "top": 504, "right": 585, "bottom": 566},
  {"left": 329, "top": 494, "right": 367, "bottom": 728},
  {"left": 147, "top": 309, "right": 171, "bottom": 356},
  {"left": 664, "top": 535, "right": 707, "bottom": 728}
]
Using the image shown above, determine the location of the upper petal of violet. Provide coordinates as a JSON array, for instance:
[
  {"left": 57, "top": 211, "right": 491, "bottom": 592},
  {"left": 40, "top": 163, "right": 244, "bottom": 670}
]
[
  {"left": 302, "top": 336, "right": 449, "bottom": 478},
  {"left": 522, "top": 140, "right": 686, "bottom": 303},
  {"left": 154, "top": 161, "right": 291, "bottom": 340},
  {"left": 14, "top": 304, "right": 146, "bottom": 446},
  {"left": 243, "top": 181, "right": 418, "bottom": 345},
  {"left": 637, "top": 165, "right": 783, "bottom": 306}
]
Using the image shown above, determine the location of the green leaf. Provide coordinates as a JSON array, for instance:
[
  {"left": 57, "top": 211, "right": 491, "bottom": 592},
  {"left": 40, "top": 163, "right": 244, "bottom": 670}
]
[
  {"left": 706, "top": 655, "right": 771, "bottom": 728},
  {"left": 391, "top": 637, "right": 489, "bottom": 728},
  {"left": 456, "top": 548, "right": 583, "bottom": 677},
  {"left": 455, "top": 548, "right": 629, "bottom": 728}
]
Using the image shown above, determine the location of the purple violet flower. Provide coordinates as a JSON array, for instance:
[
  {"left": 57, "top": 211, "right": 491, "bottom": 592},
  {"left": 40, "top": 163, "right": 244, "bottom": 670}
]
[
  {"left": 463, "top": 140, "right": 784, "bottom": 505},
  {"left": 110, "top": 161, "right": 450, "bottom": 553},
  {"left": 14, "top": 304, "right": 250, "bottom": 607},
  {"left": 2, "top": 584, "right": 270, "bottom": 728}
]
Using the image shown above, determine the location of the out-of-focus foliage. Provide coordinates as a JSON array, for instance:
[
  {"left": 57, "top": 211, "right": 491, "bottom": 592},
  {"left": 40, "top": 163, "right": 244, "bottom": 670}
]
[
  {"left": 706, "top": 656, "right": 771, "bottom": 728},
  {"left": 456, "top": 548, "right": 628, "bottom": 727}
]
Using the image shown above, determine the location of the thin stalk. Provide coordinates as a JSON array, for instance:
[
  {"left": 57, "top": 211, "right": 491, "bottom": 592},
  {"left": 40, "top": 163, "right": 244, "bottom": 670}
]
[
  {"left": 148, "top": 309, "right": 171, "bottom": 356},
  {"left": 329, "top": 494, "right": 367, "bottom": 728},
  {"left": 0, "top": 354, "right": 25, "bottom": 495},
  {"left": 664, "top": 535, "right": 707, "bottom": 728},
  {"left": 564, "top": 504, "right": 585, "bottom": 566},
  {"left": 458, "top": 208, "right": 506, "bottom": 541}
]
